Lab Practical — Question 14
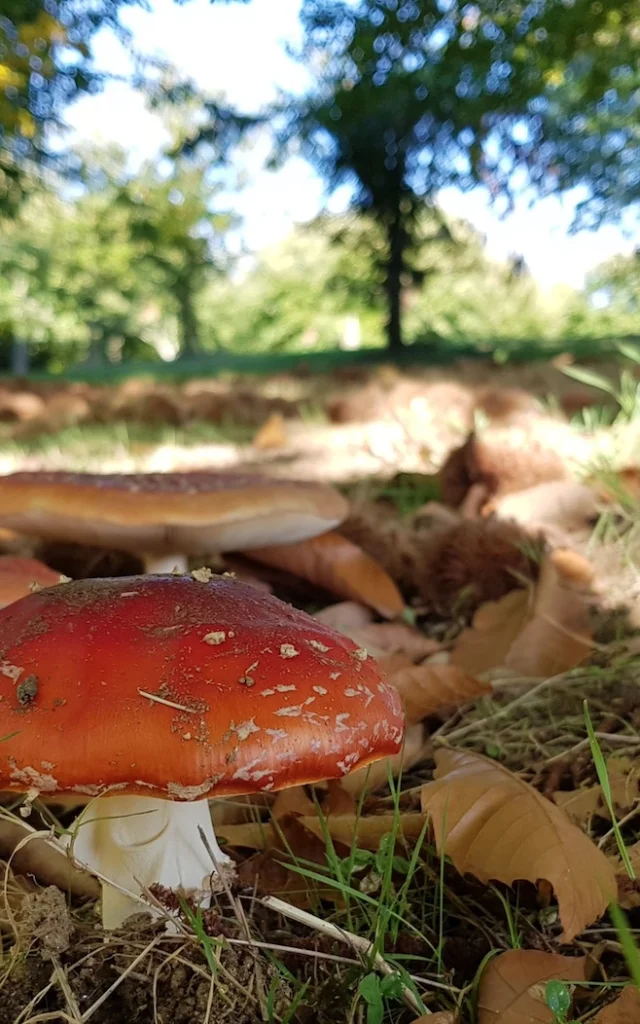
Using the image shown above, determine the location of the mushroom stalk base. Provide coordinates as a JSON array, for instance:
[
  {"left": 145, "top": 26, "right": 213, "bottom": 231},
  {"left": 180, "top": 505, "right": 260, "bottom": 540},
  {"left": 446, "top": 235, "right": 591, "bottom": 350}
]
[
  {"left": 142, "top": 553, "right": 189, "bottom": 575},
  {"left": 70, "top": 795, "right": 230, "bottom": 930}
]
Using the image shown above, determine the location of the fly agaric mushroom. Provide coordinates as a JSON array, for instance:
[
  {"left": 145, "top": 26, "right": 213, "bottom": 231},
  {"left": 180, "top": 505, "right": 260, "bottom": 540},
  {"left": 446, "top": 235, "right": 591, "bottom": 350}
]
[
  {"left": 0, "top": 573, "right": 404, "bottom": 929},
  {"left": 0, "top": 471, "right": 349, "bottom": 574},
  {"left": 0, "top": 555, "right": 65, "bottom": 608}
]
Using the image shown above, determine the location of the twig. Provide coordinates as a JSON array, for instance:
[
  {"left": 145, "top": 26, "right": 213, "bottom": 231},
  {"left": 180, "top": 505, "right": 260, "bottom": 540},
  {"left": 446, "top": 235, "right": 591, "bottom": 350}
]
[
  {"left": 261, "top": 894, "right": 427, "bottom": 1016},
  {"left": 51, "top": 956, "right": 83, "bottom": 1022},
  {"left": 443, "top": 670, "right": 587, "bottom": 742},
  {"left": 197, "top": 825, "right": 269, "bottom": 1020},
  {"left": 81, "top": 935, "right": 163, "bottom": 1021}
]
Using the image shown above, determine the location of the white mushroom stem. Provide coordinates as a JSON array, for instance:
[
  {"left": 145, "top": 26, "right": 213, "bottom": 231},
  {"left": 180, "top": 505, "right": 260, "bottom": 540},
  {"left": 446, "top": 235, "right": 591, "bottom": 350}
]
[
  {"left": 142, "top": 553, "right": 189, "bottom": 575},
  {"left": 68, "top": 795, "right": 231, "bottom": 930}
]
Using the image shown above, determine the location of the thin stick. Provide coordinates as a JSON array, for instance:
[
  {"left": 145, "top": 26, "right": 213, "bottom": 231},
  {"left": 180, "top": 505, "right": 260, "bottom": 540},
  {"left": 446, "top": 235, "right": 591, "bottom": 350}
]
[
  {"left": 137, "top": 690, "right": 198, "bottom": 714},
  {"left": 51, "top": 956, "right": 83, "bottom": 1022},
  {"left": 197, "top": 825, "right": 269, "bottom": 1019},
  {"left": 81, "top": 936, "right": 162, "bottom": 1021},
  {"left": 261, "top": 895, "right": 427, "bottom": 1016},
  {"left": 443, "top": 670, "right": 586, "bottom": 742}
]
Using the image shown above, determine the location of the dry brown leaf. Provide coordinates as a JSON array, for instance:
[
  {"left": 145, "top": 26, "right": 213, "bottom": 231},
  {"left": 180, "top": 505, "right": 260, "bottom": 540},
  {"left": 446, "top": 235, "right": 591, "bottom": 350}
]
[
  {"left": 595, "top": 986, "right": 640, "bottom": 1023},
  {"left": 505, "top": 549, "right": 594, "bottom": 677},
  {"left": 220, "top": 811, "right": 426, "bottom": 855},
  {"left": 324, "top": 780, "right": 358, "bottom": 816},
  {"left": 300, "top": 811, "right": 427, "bottom": 851},
  {"left": 552, "top": 786, "right": 602, "bottom": 827},
  {"left": 486, "top": 480, "right": 602, "bottom": 538},
  {"left": 388, "top": 663, "right": 492, "bottom": 725},
  {"left": 375, "top": 652, "right": 416, "bottom": 677},
  {"left": 234, "top": 813, "right": 342, "bottom": 908},
  {"left": 252, "top": 412, "right": 287, "bottom": 449},
  {"left": 339, "top": 722, "right": 426, "bottom": 796},
  {"left": 477, "top": 949, "right": 587, "bottom": 1024},
  {"left": 606, "top": 756, "right": 640, "bottom": 814},
  {"left": 421, "top": 748, "right": 617, "bottom": 942},
  {"left": 210, "top": 794, "right": 274, "bottom": 828},
  {"left": 316, "top": 604, "right": 440, "bottom": 663},
  {"left": 272, "top": 786, "right": 316, "bottom": 820},
  {"left": 314, "top": 601, "right": 374, "bottom": 632},
  {"left": 451, "top": 589, "right": 530, "bottom": 674},
  {"left": 624, "top": 839, "right": 640, "bottom": 877},
  {"left": 246, "top": 532, "right": 405, "bottom": 618},
  {"left": 452, "top": 549, "right": 594, "bottom": 678},
  {"left": 348, "top": 622, "right": 442, "bottom": 661}
]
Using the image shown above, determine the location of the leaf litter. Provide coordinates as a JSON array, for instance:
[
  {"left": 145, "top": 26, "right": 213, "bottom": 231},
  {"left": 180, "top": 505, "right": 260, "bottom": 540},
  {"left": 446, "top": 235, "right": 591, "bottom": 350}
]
[{"left": 2, "top": 374, "right": 640, "bottom": 1022}]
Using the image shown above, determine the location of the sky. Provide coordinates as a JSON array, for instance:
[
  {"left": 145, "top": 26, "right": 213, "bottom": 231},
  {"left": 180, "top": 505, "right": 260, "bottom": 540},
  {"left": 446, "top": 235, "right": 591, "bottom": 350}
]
[{"left": 63, "top": 0, "right": 638, "bottom": 292}]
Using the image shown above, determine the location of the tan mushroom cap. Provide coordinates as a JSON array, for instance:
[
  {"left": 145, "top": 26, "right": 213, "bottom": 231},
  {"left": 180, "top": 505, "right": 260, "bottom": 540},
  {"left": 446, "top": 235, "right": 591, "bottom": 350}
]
[{"left": 0, "top": 471, "right": 349, "bottom": 554}]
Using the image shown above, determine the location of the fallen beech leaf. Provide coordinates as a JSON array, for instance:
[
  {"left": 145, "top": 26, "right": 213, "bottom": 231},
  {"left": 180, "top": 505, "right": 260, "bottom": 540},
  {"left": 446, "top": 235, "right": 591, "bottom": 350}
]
[
  {"left": 477, "top": 949, "right": 586, "bottom": 1024},
  {"left": 486, "top": 480, "right": 602, "bottom": 539},
  {"left": 553, "top": 786, "right": 602, "bottom": 827},
  {"left": 210, "top": 794, "right": 274, "bottom": 828},
  {"left": 606, "top": 756, "right": 640, "bottom": 814},
  {"left": 451, "top": 589, "right": 530, "bottom": 674},
  {"left": 235, "top": 813, "right": 343, "bottom": 908},
  {"left": 301, "top": 811, "right": 426, "bottom": 851},
  {"left": 389, "top": 663, "right": 491, "bottom": 725},
  {"left": 595, "top": 986, "right": 640, "bottom": 1023},
  {"left": 324, "top": 780, "right": 357, "bottom": 816},
  {"left": 220, "top": 811, "right": 426, "bottom": 855},
  {"left": 375, "top": 652, "right": 416, "bottom": 677},
  {"left": 245, "top": 533, "right": 405, "bottom": 618},
  {"left": 339, "top": 722, "right": 426, "bottom": 796},
  {"left": 252, "top": 412, "right": 287, "bottom": 449},
  {"left": 272, "top": 786, "right": 316, "bottom": 820},
  {"left": 348, "top": 622, "right": 442, "bottom": 661},
  {"left": 622, "top": 839, "right": 640, "bottom": 878},
  {"left": 421, "top": 748, "right": 617, "bottom": 942},
  {"left": 314, "top": 601, "right": 374, "bottom": 632},
  {"left": 505, "top": 549, "right": 594, "bottom": 677}
]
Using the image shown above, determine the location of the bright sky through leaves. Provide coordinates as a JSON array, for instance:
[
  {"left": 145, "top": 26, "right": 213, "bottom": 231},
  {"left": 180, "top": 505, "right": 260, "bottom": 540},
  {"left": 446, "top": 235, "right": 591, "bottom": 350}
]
[{"left": 63, "top": 0, "right": 638, "bottom": 290}]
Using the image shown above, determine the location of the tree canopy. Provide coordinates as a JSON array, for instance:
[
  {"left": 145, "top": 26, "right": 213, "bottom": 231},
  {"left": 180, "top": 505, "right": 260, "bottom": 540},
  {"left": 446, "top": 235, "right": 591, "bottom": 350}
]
[{"left": 270, "top": 0, "right": 640, "bottom": 350}]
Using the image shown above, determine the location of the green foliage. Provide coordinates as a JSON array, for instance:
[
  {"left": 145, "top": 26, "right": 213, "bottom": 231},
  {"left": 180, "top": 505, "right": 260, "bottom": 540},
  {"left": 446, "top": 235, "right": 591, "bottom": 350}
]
[
  {"left": 118, "top": 157, "right": 234, "bottom": 356},
  {"left": 0, "top": 0, "right": 144, "bottom": 211},
  {"left": 545, "top": 980, "right": 573, "bottom": 1023},
  {"left": 201, "top": 209, "right": 592, "bottom": 355},
  {"left": 0, "top": 143, "right": 235, "bottom": 367}
]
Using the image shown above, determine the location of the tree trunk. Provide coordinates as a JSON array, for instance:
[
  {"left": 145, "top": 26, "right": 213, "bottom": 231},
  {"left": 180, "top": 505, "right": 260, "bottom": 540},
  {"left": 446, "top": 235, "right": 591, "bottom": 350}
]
[
  {"left": 11, "top": 335, "right": 29, "bottom": 376},
  {"left": 175, "top": 280, "right": 200, "bottom": 358},
  {"left": 384, "top": 211, "right": 405, "bottom": 353}
]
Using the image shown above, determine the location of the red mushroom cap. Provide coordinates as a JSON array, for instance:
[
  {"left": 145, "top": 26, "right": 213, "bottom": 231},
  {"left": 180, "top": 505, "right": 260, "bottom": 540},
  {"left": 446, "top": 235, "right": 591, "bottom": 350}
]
[{"left": 0, "top": 574, "right": 404, "bottom": 800}]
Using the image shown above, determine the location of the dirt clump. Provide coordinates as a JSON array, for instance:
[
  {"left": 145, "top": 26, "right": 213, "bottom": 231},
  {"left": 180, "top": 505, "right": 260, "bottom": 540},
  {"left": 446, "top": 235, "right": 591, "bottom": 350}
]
[{"left": 1, "top": 908, "right": 293, "bottom": 1024}]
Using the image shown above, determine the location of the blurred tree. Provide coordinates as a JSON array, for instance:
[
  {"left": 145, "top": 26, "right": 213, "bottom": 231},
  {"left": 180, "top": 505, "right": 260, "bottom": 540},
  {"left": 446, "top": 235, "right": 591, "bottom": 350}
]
[
  {"left": 200, "top": 209, "right": 587, "bottom": 355},
  {"left": 118, "top": 158, "right": 235, "bottom": 356},
  {"left": 0, "top": 155, "right": 154, "bottom": 368},
  {"left": 581, "top": 251, "right": 640, "bottom": 334},
  {"left": 0, "top": 0, "right": 145, "bottom": 211},
  {"left": 278, "top": 0, "right": 640, "bottom": 352}
]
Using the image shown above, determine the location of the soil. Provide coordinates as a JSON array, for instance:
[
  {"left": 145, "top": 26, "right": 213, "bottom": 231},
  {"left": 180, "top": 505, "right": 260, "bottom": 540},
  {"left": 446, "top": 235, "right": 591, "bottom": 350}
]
[{"left": 1, "top": 900, "right": 293, "bottom": 1024}]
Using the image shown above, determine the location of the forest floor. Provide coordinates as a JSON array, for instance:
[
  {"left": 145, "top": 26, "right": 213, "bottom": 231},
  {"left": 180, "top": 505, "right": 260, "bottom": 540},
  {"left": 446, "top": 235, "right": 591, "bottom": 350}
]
[{"left": 1, "top": 357, "right": 640, "bottom": 1024}]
